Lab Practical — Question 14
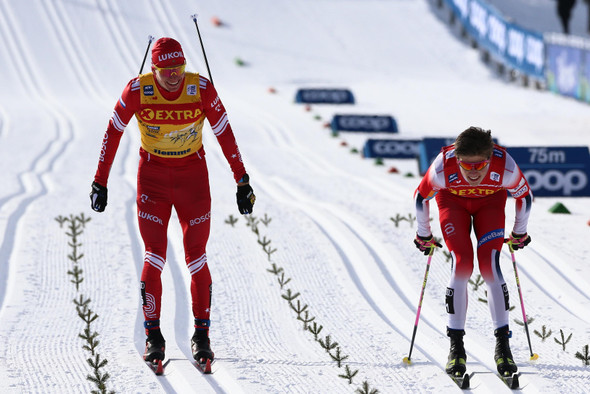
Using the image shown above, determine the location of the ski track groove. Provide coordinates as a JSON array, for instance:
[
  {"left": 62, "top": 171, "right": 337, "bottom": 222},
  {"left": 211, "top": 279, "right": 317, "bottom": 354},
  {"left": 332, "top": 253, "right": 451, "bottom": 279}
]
[{"left": 0, "top": 1, "right": 83, "bottom": 390}]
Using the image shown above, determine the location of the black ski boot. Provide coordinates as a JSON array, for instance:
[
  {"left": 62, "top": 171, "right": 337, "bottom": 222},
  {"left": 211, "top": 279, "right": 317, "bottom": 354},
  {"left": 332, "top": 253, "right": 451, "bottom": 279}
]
[
  {"left": 144, "top": 328, "right": 166, "bottom": 363},
  {"left": 191, "top": 329, "right": 214, "bottom": 362},
  {"left": 445, "top": 328, "right": 467, "bottom": 376},
  {"left": 494, "top": 325, "right": 518, "bottom": 376}
]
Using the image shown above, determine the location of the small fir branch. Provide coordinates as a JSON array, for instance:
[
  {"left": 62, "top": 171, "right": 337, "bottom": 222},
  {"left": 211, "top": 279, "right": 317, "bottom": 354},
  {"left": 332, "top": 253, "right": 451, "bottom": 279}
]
[
  {"left": 514, "top": 316, "right": 535, "bottom": 326},
  {"left": 575, "top": 345, "right": 590, "bottom": 366},
  {"left": 68, "top": 266, "right": 84, "bottom": 291},
  {"left": 319, "top": 335, "right": 338, "bottom": 352},
  {"left": 534, "top": 325, "right": 552, "bottom": 342},
  {"left": 554, "top": 329, "right": 572, "bottom": 351},
  {"left": 389, "top": 214, "right": 407, "bottom": 228},
  {"left": 260, "top": 213, "right": 272, "bottom": 227},
  {"left": 80, "top": 327, "right": 100, "bottom": 355},
  {"left": 55, "top": 215, "right": 68, "bottom": 228},
  {"left": 296, "top": 310, "right": 315, "bottom": 330},
  {"left": 406, "top": 213, "right": 416, "bottom": 227},
  {"left": 308, "top": 322, "right": 323, "bottom": 340},
  {"left": 224, "top": 214, "right": 238, "bottom": 227},
  {"left": 258, "top": 236, "right": 271, "bottom": 248},
  {"left": 263, "top": 244, "right": 278, "bottom": 261},
  {"left": 338, "top": 364, "right": 359, "bottom": 384},
  {"left": 329, "top": 346, "right": 349, "bottom": 368},
  {"left": 74, "top": 294, "right": 91, "bottom": 309},
  {"left": 78, "top": 307, "right": 99, "bottom": 326},
  {"left": 277, "top": 272, "right": 291, "bottom": 289},
  {"left": 266, "top": 263, "right": 283, "bottom": 275},
  {"left": 281, "top": 289, "right": 300, "bottom": 302},
  {"left": 356, "top": 381, "right": 379, "bottom": 394},
  {"left": 289, "top": 300, "right": 308, "bottom": 317},
  {"left": 75, "top": 213, "right": 91, "bottom": 227}
]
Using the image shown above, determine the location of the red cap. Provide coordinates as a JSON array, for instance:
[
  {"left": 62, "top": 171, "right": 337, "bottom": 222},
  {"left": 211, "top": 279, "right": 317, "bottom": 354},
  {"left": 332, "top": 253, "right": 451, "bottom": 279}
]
[{"left": 151, "top": 37, "right": 185, "bottom": 68}]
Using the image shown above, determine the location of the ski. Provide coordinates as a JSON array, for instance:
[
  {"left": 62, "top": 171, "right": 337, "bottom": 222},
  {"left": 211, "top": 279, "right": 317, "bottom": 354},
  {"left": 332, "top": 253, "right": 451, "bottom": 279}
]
[
  {"left": 448, "top": 372, "right": 470, "bottom": 389},
  {"left": 145, "top": 359, "right": 164, "bottom": 375},
  {"left": 195, "top": 358, "right": 213, "bottom": 374},
  {"left": 498, "top": 372, "right": 519, "bottom": 389}
]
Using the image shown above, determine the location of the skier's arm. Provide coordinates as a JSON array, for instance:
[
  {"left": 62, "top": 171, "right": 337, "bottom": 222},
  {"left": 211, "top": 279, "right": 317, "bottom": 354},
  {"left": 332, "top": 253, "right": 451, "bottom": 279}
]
[
  {"left": 94, "top": 79, "right": 141, "bottom": 186},
  {"left": 414, "top": 153, "right": 445, "bottom": 237},
  {"left": 200, "top": 76, "right": 247, "bottom": 183},
  {"left": 503, "top": 153, "right": 533, "bottom": 235}
]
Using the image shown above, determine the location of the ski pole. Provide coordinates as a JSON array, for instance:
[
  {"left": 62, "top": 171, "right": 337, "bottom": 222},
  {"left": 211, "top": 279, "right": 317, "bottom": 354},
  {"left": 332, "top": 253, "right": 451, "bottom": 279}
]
[
  {"left": 508, "top": 243, "right": 539, "bottom": 361},
  {"left": 190, "top": 14, "right": 214, "bottom": 86},
  {"left": 139, "top": 35, "right": 155, "bottom": 75},
  {"left": 403, "top": 248, "right": 435, "bottom": 365}
]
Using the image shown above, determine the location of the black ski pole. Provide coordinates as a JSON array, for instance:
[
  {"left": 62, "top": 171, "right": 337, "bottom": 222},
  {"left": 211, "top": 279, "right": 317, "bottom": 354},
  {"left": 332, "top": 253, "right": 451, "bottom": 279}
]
[
  {"left": 403, "top": 247, "right": 435, "bottom": 365},
  {"left": 507, "top": 243, "right": 539, "bottom": 361},
  {"left": 191, "top": 14, "right": 214, "bottom": 86},
  {"left": 139, "top": 35, "right": 155, "bottom": 75}
]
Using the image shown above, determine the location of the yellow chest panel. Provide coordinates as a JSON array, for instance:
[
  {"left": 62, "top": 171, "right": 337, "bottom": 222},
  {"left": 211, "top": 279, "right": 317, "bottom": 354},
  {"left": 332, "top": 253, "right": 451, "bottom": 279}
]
[{"left": 135, "top": 73, "right": 205, "bottom": 157}]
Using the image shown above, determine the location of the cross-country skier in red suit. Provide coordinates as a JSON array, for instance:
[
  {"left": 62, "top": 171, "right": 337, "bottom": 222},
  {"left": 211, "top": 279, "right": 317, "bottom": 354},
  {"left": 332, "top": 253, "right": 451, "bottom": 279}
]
[
  {"left": 413, "top": 127, "right": 532, "bottom": 377},
  {"left": 89, "top": 37, "right": 256, "bottom": 367}
]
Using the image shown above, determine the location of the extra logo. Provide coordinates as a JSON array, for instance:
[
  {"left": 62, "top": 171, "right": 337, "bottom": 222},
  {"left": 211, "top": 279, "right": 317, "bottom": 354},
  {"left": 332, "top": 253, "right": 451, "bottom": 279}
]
[{"left": 139, "top": 108, "right": 202, "bottom": 121}]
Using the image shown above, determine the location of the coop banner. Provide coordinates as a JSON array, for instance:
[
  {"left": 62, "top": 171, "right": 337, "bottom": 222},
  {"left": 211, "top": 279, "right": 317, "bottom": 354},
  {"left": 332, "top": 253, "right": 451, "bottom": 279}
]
[
  {"left": 507, "top": 146, "right": 590, "bottom": 197},
  {"left": 331, "top": 115, "right": 398, "bottom": 133},
  {"left": 295, "top": 88, "right": 355, "bottom": 104},
  {"left": 362, "top": 139, "right": 421, "bottom": 159}
]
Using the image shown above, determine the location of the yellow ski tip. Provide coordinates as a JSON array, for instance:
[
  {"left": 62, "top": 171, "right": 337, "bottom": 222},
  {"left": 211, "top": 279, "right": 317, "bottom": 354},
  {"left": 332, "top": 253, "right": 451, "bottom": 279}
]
[{"left": 402, "top": 357, "right": 412, "bottom": 365}]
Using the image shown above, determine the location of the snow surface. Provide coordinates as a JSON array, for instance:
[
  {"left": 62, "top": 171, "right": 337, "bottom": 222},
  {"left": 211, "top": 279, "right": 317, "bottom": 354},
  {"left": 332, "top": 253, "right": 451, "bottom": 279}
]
[{"left": 1, "top": 0, "right": 590, "bottom": 393}]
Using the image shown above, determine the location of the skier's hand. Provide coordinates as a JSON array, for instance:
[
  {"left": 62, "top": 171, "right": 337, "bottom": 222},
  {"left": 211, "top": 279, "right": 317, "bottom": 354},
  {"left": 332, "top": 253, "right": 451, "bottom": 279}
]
[
  {"left": 89, "top": 181, "right": 108, "bottom": 212},
  {"left": 414, "top": 234, "right": 442, "bottom": 256},
  {"left": 236, "top": 177, "right": 255, "bottom": 215},
  {"left": 505, "top": 232, "right": 531, "bottom": 251}
]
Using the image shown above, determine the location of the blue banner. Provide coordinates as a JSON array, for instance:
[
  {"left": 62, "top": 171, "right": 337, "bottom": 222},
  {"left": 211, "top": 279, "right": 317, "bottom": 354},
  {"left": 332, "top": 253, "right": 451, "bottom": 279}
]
[
  {"left": 546, "top": 43, "right": 583, "bottom": 99},
  {"left": 507, "top": 147, "right": 590, "bottom": 196},
  {"left": 506, "top": 24, "right": 545, "bottom": 79},
  {"left": 362, "top": 139, "right": 421, "bottom": 158},
  {"left": 418, "top": 137, "right": 457, "bottom": 175},
  {"left": 331, "top": 115, "right": 398, "bottom": 133},
  {"left": 294, "top": 89, "right": 355, "bottom": 104}
]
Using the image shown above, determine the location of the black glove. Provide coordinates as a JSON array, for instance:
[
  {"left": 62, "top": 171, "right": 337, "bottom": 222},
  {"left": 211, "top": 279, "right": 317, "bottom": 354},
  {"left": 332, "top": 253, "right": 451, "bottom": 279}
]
[
  {"left": 414, "top": 234, "right": 442, "bottom": 256},
  {"left": 89, "top": 181, "right": 108, "bottom": 212},
  {"left": 236, "top": 179, "right": 256, "bottom": 215},
  {"left": 505, "top": 232, "right": 531, "bottom": 251}
]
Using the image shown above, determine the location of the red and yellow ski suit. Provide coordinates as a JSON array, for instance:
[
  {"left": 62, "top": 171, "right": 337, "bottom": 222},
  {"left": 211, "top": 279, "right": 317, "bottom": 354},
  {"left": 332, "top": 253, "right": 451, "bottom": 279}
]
[{"left": 94, "top": 72, "right": 246, "bottom": 329}]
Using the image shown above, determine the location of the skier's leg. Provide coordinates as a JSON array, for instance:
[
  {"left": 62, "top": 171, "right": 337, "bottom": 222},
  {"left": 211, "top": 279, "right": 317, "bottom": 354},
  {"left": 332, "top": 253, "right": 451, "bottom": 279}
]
[
  {"left": 473, "top": 191, "right": 508, "bottom": 329},
  {"left": 137, "top": 154, "right": 173, "bottom": 330},
  {"left": 436, "top": 191, "right": 474, "bottom": 331},
  {"left": 174, "top": 155, "right": 214, "bottom": 361}
]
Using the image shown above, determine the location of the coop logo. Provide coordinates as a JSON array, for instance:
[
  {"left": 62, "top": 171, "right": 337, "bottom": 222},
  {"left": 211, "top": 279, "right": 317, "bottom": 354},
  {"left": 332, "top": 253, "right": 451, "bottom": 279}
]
[
  {"left": 373, "top": 141, "right": 418, "bottom": 155},
  {"left": 524, "top": 169, "right": 587, "bottom": 196},
  {"left": 338, "top": 116, "right": 392, "bottom": 131},
  {"left": 138, "top": 211, "right": 164, "bottom": 225},
  {"left": 190, "top": 211, "right": 211, "bottom": 226}
]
